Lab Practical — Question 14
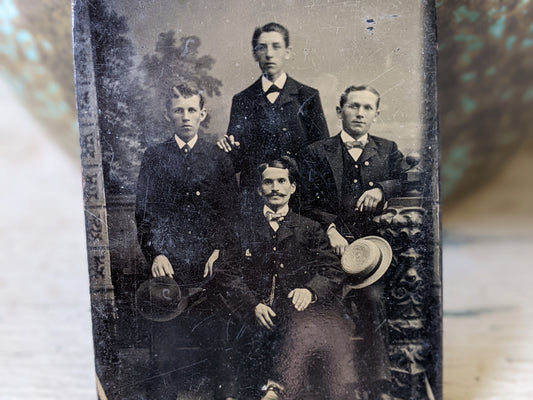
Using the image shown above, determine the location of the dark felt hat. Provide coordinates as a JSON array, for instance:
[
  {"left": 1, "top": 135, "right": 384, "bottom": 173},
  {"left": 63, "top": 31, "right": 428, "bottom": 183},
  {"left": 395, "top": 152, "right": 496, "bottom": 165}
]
[
  {"left": 341, "top": 235, "right": 393, "bottom": 290},
  {"left": 135, "top": 276, "right": 189, "bottom": 322}
]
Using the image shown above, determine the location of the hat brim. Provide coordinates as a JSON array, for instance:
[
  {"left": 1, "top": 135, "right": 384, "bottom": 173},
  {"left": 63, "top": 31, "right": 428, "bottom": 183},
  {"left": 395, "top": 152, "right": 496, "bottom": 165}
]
[
  {"left": 135, "top": 277, "right": 189, "bottom": 322},
  {"left": 343, "top": 236, "right": 393, "bottom": 290},
  {"left": 136, "top": 295, "right": 189, "bottom": 322}
]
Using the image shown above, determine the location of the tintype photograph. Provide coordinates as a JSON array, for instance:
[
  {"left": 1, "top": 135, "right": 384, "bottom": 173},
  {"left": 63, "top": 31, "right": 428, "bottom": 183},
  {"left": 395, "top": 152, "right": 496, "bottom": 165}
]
[{"left": 73, "top": 0, "right": 440, "bottom": 399}]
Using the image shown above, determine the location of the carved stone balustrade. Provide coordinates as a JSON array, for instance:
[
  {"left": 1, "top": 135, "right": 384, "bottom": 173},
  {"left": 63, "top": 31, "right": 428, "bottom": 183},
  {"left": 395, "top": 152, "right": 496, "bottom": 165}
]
[{"left": 373, "top": 152, "right": 440, "bottom": 400}]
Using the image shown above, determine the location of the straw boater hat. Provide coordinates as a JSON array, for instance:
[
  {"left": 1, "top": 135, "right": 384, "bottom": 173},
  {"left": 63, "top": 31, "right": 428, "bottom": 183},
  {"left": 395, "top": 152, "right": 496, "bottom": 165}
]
[
  {"left": 135, "top": 276, "right": 189, "bottom": 322},
  {"left": 341, "top": 236, "right": 393, "bottom": 290}
]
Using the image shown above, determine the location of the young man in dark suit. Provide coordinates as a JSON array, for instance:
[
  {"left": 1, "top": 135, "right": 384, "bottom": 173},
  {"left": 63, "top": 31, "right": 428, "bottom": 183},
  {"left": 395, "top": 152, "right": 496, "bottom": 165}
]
[
  {"left": 218, "top": 157, "right": 357, "bottom": 400},
  {"left": 135, "top": 84, "right": 239, "bottom": 400},
  {"left": 301, "top": 85, "right": 405, "bottom": 400},
  {"left": 217, "top": 22, "right": 329, "bottom": 209}
]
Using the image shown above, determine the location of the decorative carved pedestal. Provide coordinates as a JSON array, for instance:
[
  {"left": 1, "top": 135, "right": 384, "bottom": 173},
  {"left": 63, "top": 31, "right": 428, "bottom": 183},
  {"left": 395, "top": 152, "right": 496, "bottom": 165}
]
[
  {"left": 73, "top": 0, "right": 116, "bottom": 365},
  {"left": 374, "top": 154, "right": 440, "bottom": 400}
]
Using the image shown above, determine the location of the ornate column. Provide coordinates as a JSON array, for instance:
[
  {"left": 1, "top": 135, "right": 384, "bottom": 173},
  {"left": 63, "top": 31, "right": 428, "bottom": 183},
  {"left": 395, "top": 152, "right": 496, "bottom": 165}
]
[
  {"left": 73, "top": 0, "right": 116, "bottom": 364},
  {"left": 374, "top": 153, "right": 440, "bottom": 400}
]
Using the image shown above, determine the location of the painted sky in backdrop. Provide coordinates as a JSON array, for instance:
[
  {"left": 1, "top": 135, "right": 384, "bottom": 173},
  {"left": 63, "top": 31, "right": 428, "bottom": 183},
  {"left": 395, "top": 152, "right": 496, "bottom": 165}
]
[{"left": 109, "top": 0, "right": 426, "bottom": 153}]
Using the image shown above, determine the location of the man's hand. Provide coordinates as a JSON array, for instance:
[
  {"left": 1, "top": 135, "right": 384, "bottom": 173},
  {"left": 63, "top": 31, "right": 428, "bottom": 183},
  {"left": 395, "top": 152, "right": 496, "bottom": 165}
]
[
  {"left": 203, "top": 249, "right": 220, "bottom": 278},
  {"left": 356, "top": 188, "right": 384, "bottom": 213},
  {"left": 151, "top": 255, "right": 174, "bottom": 278},
  {"left": 288, "top": 288, "right": 313, "bottom": 311},
  {"left": 255, "top": 303, "right": 276, "bottom": 330},
  {"left": 216, "top": 135, "right": 240, "bottom": 153},
  {"left": 327, "top": 227, "right": 349, "bottom": 256}
]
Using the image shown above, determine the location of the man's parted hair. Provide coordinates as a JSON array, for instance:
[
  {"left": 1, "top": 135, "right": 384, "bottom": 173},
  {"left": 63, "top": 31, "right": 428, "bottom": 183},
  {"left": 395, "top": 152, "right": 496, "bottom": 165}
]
[
  {"left": 339, "top": 85, "right": 381, "bottom": 110},
  {"left": 165, "top": 83, "right": 205, "bottom": 111},
  {"left": 252, "top": 22, "right": 290, "bottom": 51},
  {"left": 258, "top": 156, "right": 299, "bottom": 185}
]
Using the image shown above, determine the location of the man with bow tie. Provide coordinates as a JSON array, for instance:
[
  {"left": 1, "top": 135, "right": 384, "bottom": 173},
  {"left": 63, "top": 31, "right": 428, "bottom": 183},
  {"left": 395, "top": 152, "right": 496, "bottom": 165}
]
[
  {"left": 218, "top": 156, "right": 357, "bottom": 399},
  {"left": 217, "top": 22, "right": 328, "bottom": 211},
  {"left": 300, "top": 85, "right": 404, "bottom": 400}
]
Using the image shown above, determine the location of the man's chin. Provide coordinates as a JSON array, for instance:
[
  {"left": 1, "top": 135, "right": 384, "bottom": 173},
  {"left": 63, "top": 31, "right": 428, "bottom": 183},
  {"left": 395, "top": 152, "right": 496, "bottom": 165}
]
[
  {"left": 265, "top": 199, "right": 288, "bottom": 209},
  {"left": 263, "top": 67, "right": 279, "bottom": 78},
  {"left": 176, "top": 130, "right": 196, "bottom": 141}
]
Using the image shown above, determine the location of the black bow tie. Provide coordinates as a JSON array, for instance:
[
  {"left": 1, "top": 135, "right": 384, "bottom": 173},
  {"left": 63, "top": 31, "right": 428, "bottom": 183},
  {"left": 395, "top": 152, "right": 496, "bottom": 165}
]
[
  {"left": 265, "top": 211, "right": 285, "bottom": 222},
  {"left": 265, "top": 84, "right": 281, "bottom": 95},
  {"left": 345, "top": 140, "right": 365, "bottom": 150}
]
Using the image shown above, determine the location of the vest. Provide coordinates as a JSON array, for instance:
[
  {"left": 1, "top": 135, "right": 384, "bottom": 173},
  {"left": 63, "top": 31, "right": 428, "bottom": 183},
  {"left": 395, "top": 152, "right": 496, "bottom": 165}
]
[{"left": 337, "top": 145, "right": 377, "bottom": 239}]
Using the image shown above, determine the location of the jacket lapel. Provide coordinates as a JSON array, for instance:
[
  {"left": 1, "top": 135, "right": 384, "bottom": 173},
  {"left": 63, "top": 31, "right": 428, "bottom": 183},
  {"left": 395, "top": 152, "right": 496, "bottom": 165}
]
[
  {"left": 249, "top": 210, "right": 274, "bottom": 242},
  {"left": 251, "top": 78, "right": 265, "bottom": 99},
  {"left": 276, "top": 211, "right": 297, "bottom": 243},
  {"left": 324, "top": 134, "right": 344, "bottom": 201},
  {"left": 185, "top": 138, "right": 210, "bottom": 169},
  {"left": 358, "top": 135, "right": 378, "bottom": 163},
  {"left": 277, "top": 76, "right": 299, "bottom": 106}
]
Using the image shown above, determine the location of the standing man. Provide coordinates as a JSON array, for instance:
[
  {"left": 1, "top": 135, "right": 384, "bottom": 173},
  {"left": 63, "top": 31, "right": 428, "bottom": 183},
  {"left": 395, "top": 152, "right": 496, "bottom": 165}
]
[
  {"left": 217, "top": 22, "right": 329, "bottom": 209},
  {"left": 301, "top": 85, "right": 405, "bottom": 400},
  {"left": 218, "top": 157, "right": 357, "bottom": 400},
  {"left": 135, "top": 83, "right": 238, "bottom": 400}
]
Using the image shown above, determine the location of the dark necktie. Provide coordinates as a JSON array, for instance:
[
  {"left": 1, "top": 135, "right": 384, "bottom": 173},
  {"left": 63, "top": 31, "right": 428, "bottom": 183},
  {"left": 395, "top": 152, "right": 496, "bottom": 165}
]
[
  {"left": 182, "top": 144, "right": 191, "bottom": 155},
  {"left": 345, "top": 140, "right": 365, "bottom": 150},
  {"left": 265, "top": 211, "right": 284, "bottom": 222},
  {"left": 265, "top": 84, "right": 281, "bottom": 96}
]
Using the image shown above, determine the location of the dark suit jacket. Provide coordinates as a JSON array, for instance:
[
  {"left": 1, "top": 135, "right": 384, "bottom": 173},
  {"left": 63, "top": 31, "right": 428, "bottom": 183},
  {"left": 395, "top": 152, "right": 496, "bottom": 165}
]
[
  {"left": 227, "top": 76, "right": 329, "bottom": 189},
  {"left": 218, "top": 210, "right": 344, "bottom": 321},
  {"left": 300, "top": 133, "right": 403, "bottom": 386},
  {"left": 301, "top": 133, "right": 404, "bottom": 237},
  {"left": 135, "top": 137, "right": 238, "bottom": 285}
]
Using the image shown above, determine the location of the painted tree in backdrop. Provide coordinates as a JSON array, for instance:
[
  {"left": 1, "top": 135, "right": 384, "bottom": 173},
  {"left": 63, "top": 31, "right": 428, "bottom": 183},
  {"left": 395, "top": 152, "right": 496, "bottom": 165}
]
[
  {"left": 88, "top": 3, "right": 223, "bottom": 194},
  {"left": 139, "top": 31, "right": 223, "bottom": 146},
  {"left": 88, "top": 0, "right": 144, "bottom": 194}
]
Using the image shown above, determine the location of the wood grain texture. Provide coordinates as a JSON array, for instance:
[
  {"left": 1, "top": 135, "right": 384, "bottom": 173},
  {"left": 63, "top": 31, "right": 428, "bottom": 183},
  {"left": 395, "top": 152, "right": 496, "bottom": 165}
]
[{"left": 444, "top": 141, "right": 533, "bottom": 399}]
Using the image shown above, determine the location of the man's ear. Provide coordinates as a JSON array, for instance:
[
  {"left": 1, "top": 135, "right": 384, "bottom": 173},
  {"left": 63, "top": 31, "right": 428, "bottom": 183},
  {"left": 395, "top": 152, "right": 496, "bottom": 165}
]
[
  {"left": 284, "top": 46, "right": 292, "bottom": 60},
  {"left": 373, "top": 109, "right": 380, "bottom": 122},
  {"left": 200, "top": 108, "right": 207, "bottom": 123},
  {"left": 336, "top": 106, "right": 342, "bottom": 119},
  {"left": 164, "top": 111, "right": 171, "bottom": 122},
  {"left": 290, "top": 182, "right": 296, "bottom": 195}
]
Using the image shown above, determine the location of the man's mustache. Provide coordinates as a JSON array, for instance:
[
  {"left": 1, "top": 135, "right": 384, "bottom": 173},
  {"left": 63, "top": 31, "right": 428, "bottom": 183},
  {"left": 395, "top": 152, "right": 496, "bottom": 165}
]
[{"left": 267, "top": 191, "right": 286, "bottom": 197}]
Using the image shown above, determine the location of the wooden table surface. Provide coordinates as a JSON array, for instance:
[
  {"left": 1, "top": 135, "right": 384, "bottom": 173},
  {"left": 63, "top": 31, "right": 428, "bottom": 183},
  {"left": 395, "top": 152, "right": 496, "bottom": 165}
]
[
  {"left": 443, "top": 142, "right": 533, "bottom": 400},
  {"left": 1, "top": 78, "right": 532, "bottom": 399}
]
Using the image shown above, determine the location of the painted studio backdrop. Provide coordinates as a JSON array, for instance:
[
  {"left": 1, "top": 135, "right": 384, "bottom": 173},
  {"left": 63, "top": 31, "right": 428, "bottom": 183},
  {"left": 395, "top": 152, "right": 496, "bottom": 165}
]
[{"left": 73, "top": 0, "right": 440, "bottom": 399}]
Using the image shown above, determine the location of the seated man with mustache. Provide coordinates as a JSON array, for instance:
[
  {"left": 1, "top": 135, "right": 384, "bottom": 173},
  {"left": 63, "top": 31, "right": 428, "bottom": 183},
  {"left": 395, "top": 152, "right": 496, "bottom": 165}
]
[{"left": 217, "top": 156, "right": 358, "bottom": 400}]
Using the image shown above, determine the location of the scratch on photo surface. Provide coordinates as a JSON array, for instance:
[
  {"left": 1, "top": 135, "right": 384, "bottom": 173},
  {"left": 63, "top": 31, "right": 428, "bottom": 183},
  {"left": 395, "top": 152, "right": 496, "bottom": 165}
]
[
  {"left": 382, "top": 80, "right": 406, "bottom": 96},
  {"left": 444, "top": 306, "right": 516, "bottom": 317},
  {"left": 132, "top": 359, "right": 210, "bottom": 386},
  {"left": 368, "top": 66, "right": 396, "bottom": 84},
  {"left": 85, "top": 209, "right": 108, "bottom": 228},
  {"left": 319, "top": 24, "right": 348, "bottom": 35}
]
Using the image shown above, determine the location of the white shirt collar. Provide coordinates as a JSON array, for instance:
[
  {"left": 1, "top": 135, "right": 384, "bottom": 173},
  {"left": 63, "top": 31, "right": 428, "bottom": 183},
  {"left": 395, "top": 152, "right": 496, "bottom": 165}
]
[
  {"left": 263, "top": 204, "right": 289, "bottom": 218},
  {"left": 261, "top": 73, "right": 287, "bottom": 93},
  {"left": 174, "top": 134, "right": 198, "bottom": 149},
  {"left": 340, "top": 130, "right": 368, "bottom": 145}
]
